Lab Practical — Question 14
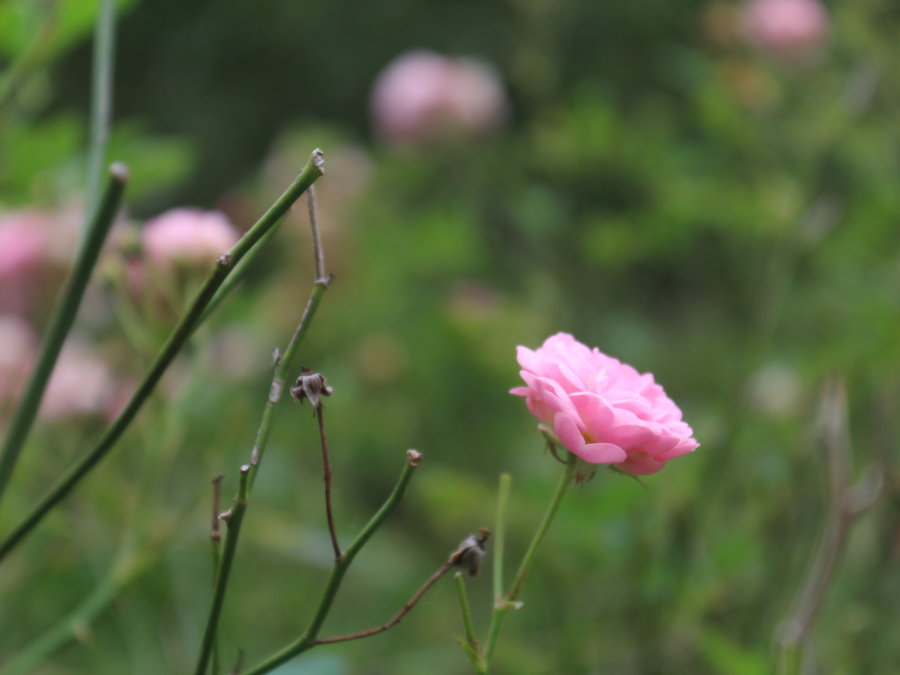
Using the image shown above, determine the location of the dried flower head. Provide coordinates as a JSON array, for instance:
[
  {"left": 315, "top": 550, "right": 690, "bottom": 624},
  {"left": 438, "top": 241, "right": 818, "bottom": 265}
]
[
  {"left": 452, "top": 528, "right": 490, "bottom": 577},
  {"left": 290, "top": 367, "right": 334, "bottom": 409}
]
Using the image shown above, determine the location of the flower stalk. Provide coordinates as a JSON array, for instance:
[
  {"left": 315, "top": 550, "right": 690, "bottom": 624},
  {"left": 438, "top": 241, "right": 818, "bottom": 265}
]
[
  {"left": 482, "top": 457, "right": 574, "bottom": 670},
  {"left": 241, "top": 450, "right": 423, "bottom": 675},
  {"left": 454, "top": 572, "right": 482, "bottom": 669}
]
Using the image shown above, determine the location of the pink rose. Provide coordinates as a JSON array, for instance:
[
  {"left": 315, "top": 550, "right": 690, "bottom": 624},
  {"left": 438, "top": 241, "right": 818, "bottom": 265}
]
[
  {"left": 741, "top": 0, "right": 829, "bottom": 60},
  {"left": 510, "top": 333, "right": 699, "bottom": 476},
  {"left": 370, "top": 50, "right": 508, "bottom": 146},
  {"left": 142, "top": 208, "right": 240, "bottom": 268}
]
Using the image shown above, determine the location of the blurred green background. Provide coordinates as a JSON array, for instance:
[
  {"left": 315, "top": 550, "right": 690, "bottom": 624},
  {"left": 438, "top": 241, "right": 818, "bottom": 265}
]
[{"left": 1, "top": 0, "right": 898, "bottom": 673}]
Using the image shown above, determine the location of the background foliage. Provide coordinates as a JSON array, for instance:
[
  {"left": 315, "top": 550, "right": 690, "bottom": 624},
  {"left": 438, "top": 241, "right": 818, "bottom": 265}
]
[{"left": 1, "top": 0, "right": 898, "bottom": 673}]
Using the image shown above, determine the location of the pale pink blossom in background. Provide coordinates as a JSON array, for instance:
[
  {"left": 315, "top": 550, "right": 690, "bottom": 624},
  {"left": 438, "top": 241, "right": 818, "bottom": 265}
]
[
  {"left": 511, "top": 333, "right": 699, "bottom": 476},
  {"left": 0, "top": 212, "right": 49, "bottom": 279},
  {"left": 741, "top": 0, "right": 829, "bottom": 60},
  {"left": 0, "top": 212, "right": 54, "bottom": 315},
  {"left": 371, "top": 50, "right": 508, "bottom": 146},
  {"left": 142, "top": 208, "right": 240, "bottom": 268},
  {"left": 40, "top": 342, "right": 118, "bottom": 421},
  {"left": 0, "top": 314, "right": 37, "bottom": 408},
  {"left": 1, "top": 205, "right": 107, "bottom": 319}
]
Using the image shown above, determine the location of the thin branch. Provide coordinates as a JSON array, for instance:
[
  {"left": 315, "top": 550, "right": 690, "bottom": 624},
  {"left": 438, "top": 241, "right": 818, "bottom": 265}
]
[
  {"left": 195, "top": 465, "right": 251, "bottom": 675},
  {"left": 210, "top": 475, "right": 224, "bottom": 675},
  {"left": 313, "top": 529, "right": 489, "bottom": 645},
  {"left": 192, "top": 178, "right": 332, "bottom": 673},
  {"left": 316, "top": 558, "right": 455, "bottom": 645},
  {"left": 242, "top": 450, "right": 423, "bottom": 675},
  {"left": 484, "top": 456, "right": 575, "bottom": 667},
  {"left": 492, "top": 474, "right": 512, "bottom": 605},
  {"left": 227, "top": 649, "right": 245, "bottom": 675},
  {"left": 506, "top": 459, "right": 573, "bottom": 602},
  {"left": 245, "top": 198, "right": 331, "bottom": 491},
  {"left": 775, "top": 377, "right": 883, "bottom": 675},
  {"left": 0, "top": 151, "right": 324, "bottom": 564},
  {"left": 307, "top": 185, "right": 326, "bottom": 282},
  {"left": 315, "top": 404, "right": 342, "bottom": 561},
  {"left": 454, "top": 572, "right": 482, "bottom": 663},
  {"left": 0, "top": 165, "right": 127, "bottom": 507}
]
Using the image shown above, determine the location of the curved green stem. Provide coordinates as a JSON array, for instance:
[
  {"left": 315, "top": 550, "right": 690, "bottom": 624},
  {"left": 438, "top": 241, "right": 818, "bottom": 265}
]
[
  {"left": 0, "top": 165, "right": 127, "bottom": 506},
  {"left": 0, "top": 151, "right": 324, "bottom": 564},
  {"left": 482, "top": 458, "right": 574, "bottom": 670},
  {"left": 242, "top": 452, "right": 422, "bottom": 675}
]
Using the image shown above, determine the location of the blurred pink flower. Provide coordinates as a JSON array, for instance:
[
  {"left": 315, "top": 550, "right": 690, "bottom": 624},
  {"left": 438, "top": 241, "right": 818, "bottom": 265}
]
[
  {"left": 0, "top": 211, "right": 54, "bottom": 315},
  {"left": 511, "top": 333, "right": 699, "bottom": 476},
  {"left": 0, "top": 314, "right": 37, "bottom": 408},
  {"left": 142, "top": 208, "right": 240, "bottom": 268},
  {"left": 40, "top": 342, "right": 118, "bottom": 421},
  {"left": 370, "top": 50, "right": 508, "bottom": 146},
  {"left": 741, "top": 0, "right": 829, "bottom": 60},
  {"left": 0, "top": 213, "right": 48, "bottom": 279}
]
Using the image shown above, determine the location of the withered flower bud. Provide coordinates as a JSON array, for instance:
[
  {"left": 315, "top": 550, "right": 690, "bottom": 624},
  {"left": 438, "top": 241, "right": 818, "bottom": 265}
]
[
  {"left": 290, "top": 367, "right": 334, "bottom": 408},
  {"left": 452, "top": 528, "right": 490, "bottom": 577}
]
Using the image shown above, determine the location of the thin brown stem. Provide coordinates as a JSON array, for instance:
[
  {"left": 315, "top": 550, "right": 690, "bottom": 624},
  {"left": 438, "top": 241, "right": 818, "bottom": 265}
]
[
  {"left": 315, "top": 560, "right": 455, "bottom": 645},
  {"left": 315, "top": 531, "right": 486, "bottom": 645},
  {"left": 315, "top": 404, "right": 341, "bottom": 561},
  {"left": 307, "top": 185, "right": 325, "bottom": 282},
  {"left": 243, "top": 452, "right": 422, "bottom": 675},
  {"left": 227, "top": 648, "right": 244, "bottom": 675},
  {"left": 776, "top": 377, "right": 882, "bottom": 674}
]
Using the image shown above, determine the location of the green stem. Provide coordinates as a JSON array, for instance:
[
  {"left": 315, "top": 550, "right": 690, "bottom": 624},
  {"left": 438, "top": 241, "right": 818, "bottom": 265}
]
[
  {"left": 492, "top": 473, "right": 512, "bottom": 606},
  {"left": 195, "top": 467, "right": 250, "bottom": 675},
  {"left": 246, "top": 279, "right": 329, "bottom": 490},
  {"left": 210, "top": 475, "right": 224, "bottom": 675},
  {"left": 0, "top": 151, "right": 324, "bottom": 564},
  {"left": 483, "top": 459, "right": 574, "bottom": 669},
  {"left": 454, "top": 572, "right": 484, "bottom": 670},
  {"left": 0, "top": 165, "right": 127, "bottom": 506},
  {"left": 242, "top": 452, "right": 422, "bottom": 675},
  {"left": 197, "top": 226, "right": 275, "bottom": 326},
  {"left": 192, "top": 176, "right": 330, "bottom": 673},
  {"left": 85, "top": 0, "right": 116, "bottom": 217}
]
